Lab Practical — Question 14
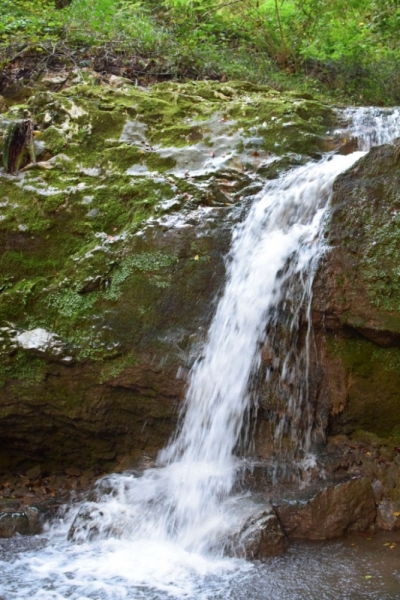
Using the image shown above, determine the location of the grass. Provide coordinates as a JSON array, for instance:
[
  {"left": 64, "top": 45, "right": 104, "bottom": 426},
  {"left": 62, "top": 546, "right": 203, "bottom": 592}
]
[{"left": 0, "top": 0, "right": 399, "bottom": 105}]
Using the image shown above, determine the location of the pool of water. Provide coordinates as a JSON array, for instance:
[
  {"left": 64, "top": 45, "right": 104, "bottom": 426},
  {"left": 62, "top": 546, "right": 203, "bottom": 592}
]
[{"left": 1, "top": 531, "right": 399, "bottom": 600}]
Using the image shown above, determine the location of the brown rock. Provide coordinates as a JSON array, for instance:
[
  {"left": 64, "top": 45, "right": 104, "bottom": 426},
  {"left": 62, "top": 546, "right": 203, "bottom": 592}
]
[
  {"left": 47, "top": 475, "right": 68, "bottom": 491},
  {"left": 247, "top": 512, "right": 288, "bottom": 558},
  {"left": 0, "top": 511, "right": 30, "bottom": 537},
  {"left": 312, "top": 141, "right": 400, "bottom": 444},
  {"left": 377, "top": 499, "right": 400, "bottom": 530},
  {"left": 25, "top": 506, "right": 42, "bottom": 534},
  {"left": 65, "top": 467, "right": 82, "bottom": 477},
  {"left": 114, "top": 454, "right": 141, "bottom": 473},
  {"left": 227, "top": 499, "right": 288, "bottom": 558},
  {"left": 26, "top": 466, "right": 42, "bottom": 481},
  {"left": 274, "top": 477, "right": 376, "bottom": 540},
  {"left": 13, "top": 486, "right": 31, "bottom": 498}
]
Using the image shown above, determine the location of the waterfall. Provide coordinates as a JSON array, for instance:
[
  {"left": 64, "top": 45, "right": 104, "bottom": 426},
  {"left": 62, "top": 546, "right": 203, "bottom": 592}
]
[
  {"left": 66, "top": 106, "right": 400, "bottom": 550},
  {"left": 2, "top": 107, "right": 400, "bottom": 599},
  {"left": 338, "top": 106, "right": 400, "bottom": 151}
]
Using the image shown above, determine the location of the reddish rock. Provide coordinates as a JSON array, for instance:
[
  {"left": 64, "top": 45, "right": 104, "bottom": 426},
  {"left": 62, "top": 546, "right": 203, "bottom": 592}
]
[
  {"left": 226, "top": 498, "right": 288, "bottom": 558},
  {"left": 239, "top": 509, "right": 288, "bottom": 558},
  {"left": 251, "top": 512, "right": 288, "bottom": 558},
  {"left": 274, "top": 477, "right": 376, "bottom": 540}
]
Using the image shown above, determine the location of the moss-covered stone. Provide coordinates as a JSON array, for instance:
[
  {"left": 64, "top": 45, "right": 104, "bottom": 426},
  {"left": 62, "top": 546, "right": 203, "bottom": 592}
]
[
  {"left": 0, "top": 73, "right": 337, "bottom": 474},
  {"left": 325, "top": 335, "right": 400, "bottom": 443},
  {"left": 313, "top": 139, "right": 400, "bottom": 453},
  {"left": 315, "top": 142, "right": 400, "bottom": 333}
]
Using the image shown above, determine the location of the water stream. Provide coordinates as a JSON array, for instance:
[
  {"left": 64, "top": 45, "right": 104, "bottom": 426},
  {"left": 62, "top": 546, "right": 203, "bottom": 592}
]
[{"left": 1, "top": 107, "right": 400, "bottom": 599}]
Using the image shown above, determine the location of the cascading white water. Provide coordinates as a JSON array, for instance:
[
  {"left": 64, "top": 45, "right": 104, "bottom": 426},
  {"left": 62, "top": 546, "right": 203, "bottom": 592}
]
[
  {"left": 1, "top": 107, "right": 400, "bottom": 600},
  {"left": 338, "top": 107, "right": 400, "bottom": 151}
]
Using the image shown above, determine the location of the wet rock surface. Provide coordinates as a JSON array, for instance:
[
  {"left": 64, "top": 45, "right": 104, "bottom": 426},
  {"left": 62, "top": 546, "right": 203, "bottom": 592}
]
[
  {"left": 308, "top": 138, "right": 400, "bottom": 534},
  {"left": 224, "top": 495, "right": 288, "bottom": 558},
  {"left": 273, "top": 477, "right": 376, "bottom": 540},
  {"left": 0, "top": 465, "right": 102, "bottom": 536},
  {"left": 237, "top": 506, "right": 288, "bottom": 558},
  {"left": 313, "top": 140, "right": 400, "bottom": 443},
  {"left": 0, "top": 74, "right": 334, "bottom": 476},
  {"left": 1, "top": 74, "right": 400, "bottom": 546},
  {"left": 321, "top": 434, "right": 400, "bottom": 530},
  {"left": 0, "top": 506, "right": 41, "bottom": 538}
]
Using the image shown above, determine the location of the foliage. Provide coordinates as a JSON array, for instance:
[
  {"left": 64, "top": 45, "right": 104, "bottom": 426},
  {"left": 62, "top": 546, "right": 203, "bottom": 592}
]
[
  {"left": 0, "top": 0, "right": 64, "bottom": 41},
  {"left": 0, "top": 0, "right": 399, "bottom": 104}
]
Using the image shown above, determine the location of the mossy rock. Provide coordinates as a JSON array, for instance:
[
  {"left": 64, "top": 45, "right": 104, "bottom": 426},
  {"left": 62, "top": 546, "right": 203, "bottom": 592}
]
[
  {"left": 325, "top": 335, "right": 400, "bottom": 443},
  {"left": 0, "top": 74, "right": 337, "bottom": 474},
  {"left": 313, "top": 140, "right": 400, "bottom": 445}
]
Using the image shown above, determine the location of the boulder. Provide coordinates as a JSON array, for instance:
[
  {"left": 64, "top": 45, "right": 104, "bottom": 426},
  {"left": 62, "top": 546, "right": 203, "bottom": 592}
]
[
  {"left": 0, "top": 506, "right": 41, "bottom": 537},
  {"left": 224, "top": 495, "right": 288, "bottom": 558},
  {"left": 274, "top": 477, "right": 376, "bottom": 540},
  {"left": 237, "top": 507, "right": 288, "bottom": 558}
]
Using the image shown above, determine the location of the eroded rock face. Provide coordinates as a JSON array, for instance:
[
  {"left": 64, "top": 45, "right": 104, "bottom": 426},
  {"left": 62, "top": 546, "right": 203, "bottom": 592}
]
[
  {"left": 313, "top": 141, "right": 400, "bottom": 443},
  {"left": 274, "top": 477, "right": 376, "bottom": 540},
  {"left": 309, "top": 140, "right": 400, "bottom": 530}
]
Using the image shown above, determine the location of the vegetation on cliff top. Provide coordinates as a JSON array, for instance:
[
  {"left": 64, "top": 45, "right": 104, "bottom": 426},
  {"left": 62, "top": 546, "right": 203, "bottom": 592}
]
[{"left": 1, "top": 0, "right": 399, "bottom": 105}]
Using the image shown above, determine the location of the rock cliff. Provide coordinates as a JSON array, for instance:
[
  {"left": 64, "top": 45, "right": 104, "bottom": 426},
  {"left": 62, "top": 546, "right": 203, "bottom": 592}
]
[
  {"left": 0, "top": 74, "right": 333, "bottom": 475},
  {"left": 312, "top": 139, "right": 400, "bottom": 522},
  {"left": 1, "top": 73, "right": 399, "bottom": 539}
]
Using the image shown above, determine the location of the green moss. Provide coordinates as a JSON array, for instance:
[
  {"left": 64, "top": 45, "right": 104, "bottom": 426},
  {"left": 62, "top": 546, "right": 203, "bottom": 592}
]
[
  {"left": 99, "top": 351, "right": 139, "bottom": 384},
  {"left": 151, "top": 124, "right": 203, "bottom": 148},
  {"left": 145, "top": 152, "right": 177, "bottom": 172},
  {"left": 39, "top": 126, "right": 66, "bottom": 154},
  {"left": 0, "top": 351, "right": 47, "bottom": 389},
  {"left": 105, "top": 251, "right": 178, "bottom": 301},
  {"left": 351, "top": 429, "right": 389, "bottom": 446},
  {"left": 0, "top": 79, "right": 334, "bottom": 375},
  {"left": 327, "top": 335, "right": 400, "bottom": 441},
  {"left": 47, "top": 287, "right": 98, "bottom": 319},
  {"left": 324, "top": 144, "right": 400, "bottom": 338},
  {"left": 360, "top": 211, "right": 400, "bottom": 314},
  {"left": 100, "top": 145, "right": 142, "bottom": 171}
]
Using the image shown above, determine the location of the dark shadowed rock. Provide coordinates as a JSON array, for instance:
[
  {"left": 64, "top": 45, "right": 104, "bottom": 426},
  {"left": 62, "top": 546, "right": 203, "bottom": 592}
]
[{"left": 0, "top": 506, "right": 41, "bottom": 537}]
